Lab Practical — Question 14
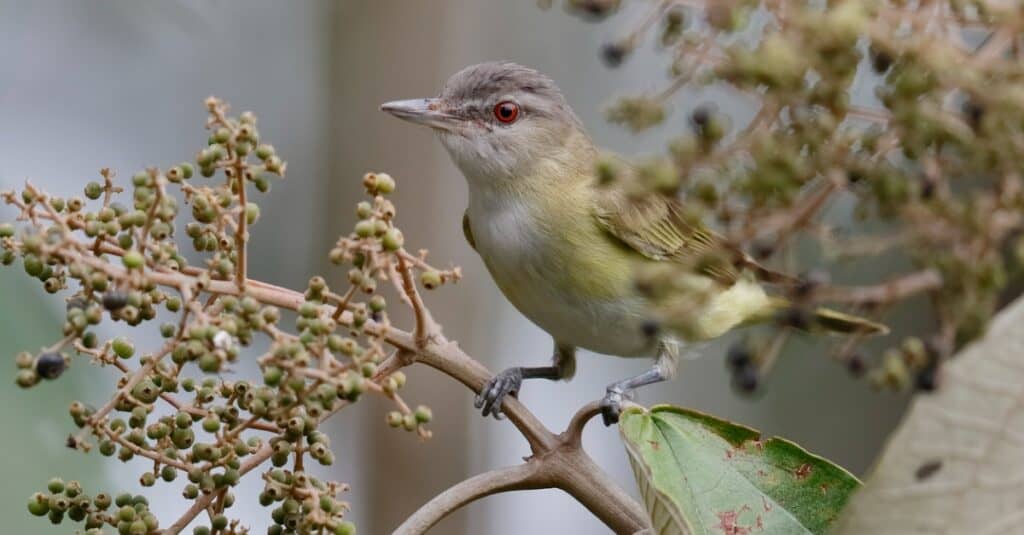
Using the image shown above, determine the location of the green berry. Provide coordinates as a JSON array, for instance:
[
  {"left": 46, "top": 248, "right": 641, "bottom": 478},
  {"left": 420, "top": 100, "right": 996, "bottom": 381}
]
[
  {"left": 84, "top": 182, "right": 103, "bottom": 200},
  {"left": 420, "top": 270, "right": 442, "bottom": 289},
  {"left": 98, "top": 440, "right": 116, "bottom": 456},
  {"left": 118, "top": 505, "right": 136, "bottom": 522},
  {"left": 265, "top": 156, "right": 283, "bottom": 174},
  {"left": 245, "top": 203, "right": 260, "bottom": 225},
  {"left": 15, "top": 351, "right": 33, "bottom": 369},
  {"left": 375, "top": 173, "right": 396, "bottom": 194},
  {"left": 414, "top": 405, "right": 433, "bottom": 423},
  {"left": 93, "top": 493, "right": 112, "bottom": 510},
  {"left": 262, "top": 365, "right": 283, "bottom": 386},
  {"left": 132, "top": 379, "right": 159, "bottom": 403},
  {"left": 354, "top": 220, "right": 374, "bottom": 238},
  {"left": 23, "top": 254, "right": 44, "bottom": 277},
  {"left": 355, "top": 201, "right": 373, "bottom": 219},
  {"left": 255, "top": 144, "right": 275, "bottom": 160},
  {"left": 198, "top": 353, "right": 220, "bottom": 372},
  {"left": 46, "top": 478, "right": 64, "bottom": 494},
  {"left": 160, "top": 322, "right": 177, "bottom": 338},
  {"left": 0, "top": 223, "right": 14, "bottom": 238},
  {"left": 335, "top": 520, "right": 356, "bottom": 535},
  {"left": 202, "top": 414, "right": 220, "bottom": 433},
  {"left": 122, "top": 250, "right": 145, "bottom": 269},
  {"left": 28, "top": 493, "right": 50, "bottom": 516},
  {"left": 15, "top": 369, "right": 38, "bottom": 388},
  {"left": 381, "top": 228, "right": 403, "bottom": 251},
  {"left": 112, "top": 337, "right": 135, "bottom": 359}
]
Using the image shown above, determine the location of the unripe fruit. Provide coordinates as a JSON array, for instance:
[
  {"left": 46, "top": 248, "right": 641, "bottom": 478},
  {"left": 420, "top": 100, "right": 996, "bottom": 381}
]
[
  {"left": 84, "top": 182, "right": 103, "bottom": 200},
  {"left": 122, "top": 250, "right": 145, "bottom": 270},
  {"left": 420, "top": 270, "right": 442, "bottom": 289},
  {"left": 414, "top": 405, "right": 433, "bottom": 423},
  {"left": 381, "top": 228, "right": 404, "bottom": 251},
  {"left": 28, "top": 493, "right": 50, "bottom": 516},
  {"left": 112, "top": 337, "right": 135, "bottom": 359}
]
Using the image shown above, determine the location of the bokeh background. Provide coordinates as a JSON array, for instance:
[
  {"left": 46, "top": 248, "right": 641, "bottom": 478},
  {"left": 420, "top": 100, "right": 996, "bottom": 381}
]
[{"left": 0, "top": 2, "right": 913, "bottom": 533}]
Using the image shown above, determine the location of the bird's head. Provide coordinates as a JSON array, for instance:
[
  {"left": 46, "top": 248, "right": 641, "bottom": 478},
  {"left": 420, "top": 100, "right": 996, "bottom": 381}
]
[{"left": 381, "top": 62, "right": 593, "bottom": 185}]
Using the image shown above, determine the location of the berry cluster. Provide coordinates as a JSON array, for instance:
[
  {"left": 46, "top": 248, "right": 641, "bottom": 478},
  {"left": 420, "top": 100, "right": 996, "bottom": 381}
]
[
  {"left": 2, "top": 98, "right": 457, "bottom": 534},
  {"left": 562, "top": 0, "right": 1024, "bottom": 392}
]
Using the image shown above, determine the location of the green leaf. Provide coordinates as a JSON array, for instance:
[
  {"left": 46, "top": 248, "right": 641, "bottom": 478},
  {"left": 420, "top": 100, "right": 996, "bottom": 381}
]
[{"left": 620, "top": 405, "right": 860, "bottom": 535}]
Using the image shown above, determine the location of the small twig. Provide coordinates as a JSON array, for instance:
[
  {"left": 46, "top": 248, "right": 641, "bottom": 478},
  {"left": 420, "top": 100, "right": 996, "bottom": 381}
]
[
  {"left": 818, "top": 269, "right": 944, "bottom": 306},
  {"left": 396, "top": 253, "right": 432, "bottom": 346}
]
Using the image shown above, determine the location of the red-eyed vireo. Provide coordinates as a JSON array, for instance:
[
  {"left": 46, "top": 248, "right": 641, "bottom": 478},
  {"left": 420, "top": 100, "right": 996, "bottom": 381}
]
[{"left": 382, "top": 62, "right": 885, "bottom": 425}]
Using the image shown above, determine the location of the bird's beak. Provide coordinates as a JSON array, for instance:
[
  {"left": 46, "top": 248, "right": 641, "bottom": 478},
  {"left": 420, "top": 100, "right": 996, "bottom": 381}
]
[{"left": 380, "top": 98, "right": 460, "bottom": 132}]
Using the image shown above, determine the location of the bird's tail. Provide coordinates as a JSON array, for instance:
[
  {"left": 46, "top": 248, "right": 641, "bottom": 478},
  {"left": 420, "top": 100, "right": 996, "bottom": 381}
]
[{"left": 760, "top": 297, "right": 889, "bottom": 335}]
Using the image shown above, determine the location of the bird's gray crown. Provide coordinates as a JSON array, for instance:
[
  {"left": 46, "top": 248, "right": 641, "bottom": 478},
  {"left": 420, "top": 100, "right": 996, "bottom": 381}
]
[
  {"left": 442, "top": 62, "right": 562, "bottom": 102},
  {"left": 440, "top": 62, "right": 578, "bottom": 125}
]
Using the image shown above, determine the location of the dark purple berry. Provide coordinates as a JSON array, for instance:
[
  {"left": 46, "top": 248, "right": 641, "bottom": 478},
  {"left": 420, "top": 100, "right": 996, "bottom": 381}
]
[
  {"left": 726, "top": 343, "right": 751, "bottom": 370},
  {"left": 915, "top": 364, "right": 939, "bottom": 392},
  {"left": 102, "top": 291, "right": 128, "bottom": 311},
  {"left": 870, "top": 48, "right": 893, "bottom": 73},
  {"left": 846, "top": 353, "right": 866, "bottom": 377},
  {"left": 36, "top": 352, "right": 66, "bottom": 380},
  {"left": 601, "top": 43, "right": 628, "bottom": 67},
  {"left": 732, "top": 365, "right": 759, "bottom": 394},
  {"left": 962, "top": 99, "right": 984, "bottom": 130},
  {"left": 777, "top": 307, "right": 811, "bottom": 330}
]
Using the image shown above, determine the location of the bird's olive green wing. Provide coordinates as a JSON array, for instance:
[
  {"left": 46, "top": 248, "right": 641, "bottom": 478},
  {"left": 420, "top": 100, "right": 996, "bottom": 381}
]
[
  {"left": 462, "top": 211, "right": 476, "bottom": 251},
  {"left": 593, "top": 191, "right": 739, "bottom": 285}
]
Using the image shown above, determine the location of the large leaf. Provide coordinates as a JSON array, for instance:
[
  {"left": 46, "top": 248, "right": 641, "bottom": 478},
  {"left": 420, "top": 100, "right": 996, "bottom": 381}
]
[
  {"left": 834, "top": 296, "right": 1024, "bottom": 534},
  {"left": 620, "top": 405, "right": 860, "bottom": 535}
]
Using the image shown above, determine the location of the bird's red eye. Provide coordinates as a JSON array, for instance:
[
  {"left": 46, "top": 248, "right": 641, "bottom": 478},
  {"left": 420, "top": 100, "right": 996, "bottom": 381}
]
[{"left": 493, "top": 101, "right": 519, "bottom": 123}]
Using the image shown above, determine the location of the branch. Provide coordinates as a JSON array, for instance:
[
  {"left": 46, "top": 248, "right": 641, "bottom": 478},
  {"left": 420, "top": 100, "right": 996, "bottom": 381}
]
[
  {"left": 395, "top": 401, "right": 649, "bottom": 535},
  {"left": 817, "top": 268, "right": 944, "bottom": 306},
  {"left": 393, "top": 464, "right": 543, "bottom": 535}
]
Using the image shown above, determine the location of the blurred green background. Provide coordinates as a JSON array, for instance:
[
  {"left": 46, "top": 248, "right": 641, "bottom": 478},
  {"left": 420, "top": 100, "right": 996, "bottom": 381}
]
[{"left": 0, "top": 1, "right": 913, "bottom": 533}]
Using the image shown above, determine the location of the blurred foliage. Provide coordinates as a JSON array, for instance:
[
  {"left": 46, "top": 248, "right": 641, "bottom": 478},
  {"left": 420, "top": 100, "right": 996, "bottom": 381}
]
[{"left": 552, "top": 0, "right": 1024, "bottom": 396}]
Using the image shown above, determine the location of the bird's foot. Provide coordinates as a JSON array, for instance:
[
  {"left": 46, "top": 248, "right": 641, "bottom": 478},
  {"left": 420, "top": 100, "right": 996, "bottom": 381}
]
[
  {"left": 475, "top": 367, "right": 523, "bottom": 419},
  {"left": 600, "top": 388, "right": 632, "bottom": 426}
]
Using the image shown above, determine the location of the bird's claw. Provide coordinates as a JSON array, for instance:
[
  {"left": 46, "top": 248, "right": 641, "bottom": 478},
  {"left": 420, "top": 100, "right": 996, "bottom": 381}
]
[
  {"left": 600, "top": 388, "right": 627, "bottom": 426},
  {"left": 474, "top": 367, "right": 523, "bottom": 419}
]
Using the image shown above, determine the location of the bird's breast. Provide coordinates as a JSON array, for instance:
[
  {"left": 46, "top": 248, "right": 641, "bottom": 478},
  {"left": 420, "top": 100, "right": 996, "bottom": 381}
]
[{"left": 466, "top": 185, "right": 655, "bottom": 357}]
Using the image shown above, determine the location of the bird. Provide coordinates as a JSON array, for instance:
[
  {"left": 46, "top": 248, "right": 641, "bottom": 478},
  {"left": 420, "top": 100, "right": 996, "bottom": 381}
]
[{"left": 381, "top": 62, "right": 886, "bottom": 425}]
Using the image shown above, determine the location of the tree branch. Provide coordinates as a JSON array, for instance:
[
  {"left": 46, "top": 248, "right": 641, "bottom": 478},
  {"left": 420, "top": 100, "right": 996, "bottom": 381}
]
[
  {"left": 393, "top": 464, "right": 543, "bottom": 535},
  {"left": 817, "top": 268, "right": 943, "bottom": 306},
  {"left": 395, "top": 401, "right": 649, "bottom": 535}
]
